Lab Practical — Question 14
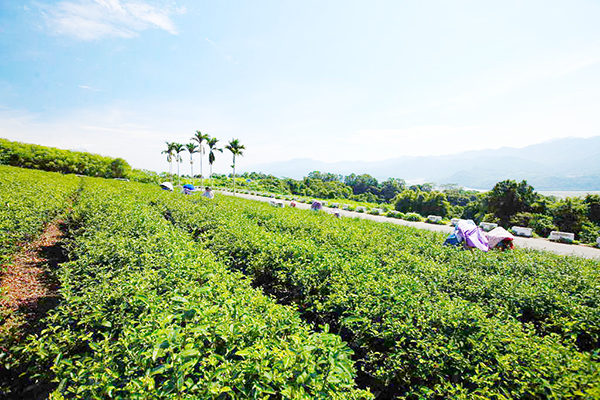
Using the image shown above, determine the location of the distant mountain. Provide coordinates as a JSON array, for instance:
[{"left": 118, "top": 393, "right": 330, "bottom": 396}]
[{"left": 240, "top": 136, "right": 600, "bottom": 190}]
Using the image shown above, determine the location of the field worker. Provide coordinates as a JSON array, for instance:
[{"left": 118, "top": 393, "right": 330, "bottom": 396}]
[
  {"left": 290, "top": 200, "right": 297, "bottom": 207},
  {"left": 203, "top": 187, "right": 214, "bottom": 199},
  {"left": 310, "top": 200, "right": 322, "bottom": 211},
  {"left": 160, "top": 182, "right": 174, "bottom": 191},
  {"left": 182, "top": 184, "right": 195, "bottom": 195},
  {"left": 333, "top": 210, "right": 341, "bottom": 218}
]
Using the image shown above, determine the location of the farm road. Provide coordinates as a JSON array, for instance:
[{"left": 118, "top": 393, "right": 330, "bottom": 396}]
[{"left": 218, "top": 191, "right": 600, "bottom": 260}]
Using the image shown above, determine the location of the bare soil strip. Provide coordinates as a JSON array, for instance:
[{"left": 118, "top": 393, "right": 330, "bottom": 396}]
[
  {"left": 0, "top": 219, "right": 67, "bottom": 399},
  {"left": 0, "top": 220, "right": 64, "bottom": 342}
]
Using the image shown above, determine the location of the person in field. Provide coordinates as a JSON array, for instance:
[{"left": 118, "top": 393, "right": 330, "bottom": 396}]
[
  {"left": 203, "top": 187, "right": 214, "bottom": 199},
  {"left": 160, "top": 182, "right": 174, "bottom": 191},
  {"left": 182, "top": 184, "right": 195, "bottom": 195}
]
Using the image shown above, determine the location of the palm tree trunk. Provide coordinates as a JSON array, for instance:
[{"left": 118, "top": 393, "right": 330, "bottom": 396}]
[
  {"left": 199, "top": 150, "right": 203, "bottom": 189},
  {"left": 232, "top": 155, "right": 236, "bottom": 195},
  {"left": 190, "top": 161, "right": 194, "bottom": 185}
]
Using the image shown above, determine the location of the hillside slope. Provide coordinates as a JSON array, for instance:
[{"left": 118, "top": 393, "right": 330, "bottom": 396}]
[{"left": 243, "top": 136, "right": 600, "bottom": 189}]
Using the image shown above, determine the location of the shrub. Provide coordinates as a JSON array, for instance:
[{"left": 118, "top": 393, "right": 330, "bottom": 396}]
[
  {"left": 531, "top": 214, "right": 557, "bottom": 237},
  {"left": 403, "top": 212, "right": 423, "bottom": 222},
  {"left": 579, "top": 222, "right": 600, "bottom": 245},
  {"left": 510, "top": 212, "right": 535, "bottom": 227},
  {"left": 129, "top": 169, "right": 161, "bottom": 184},
  {"left": 481, "top": 213, "right": 500, "bottom": 224}
]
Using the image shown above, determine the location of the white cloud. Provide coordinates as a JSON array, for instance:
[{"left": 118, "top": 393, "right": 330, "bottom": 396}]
[
  {"left": 37, "top": 0, "right": 182, "bottom": 40},
  {"left": 78, "top": 84, "right": 101, "bottom": 91}
]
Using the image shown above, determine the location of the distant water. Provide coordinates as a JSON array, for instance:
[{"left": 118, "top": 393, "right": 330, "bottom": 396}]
[
  {"left": 538, "top": 191, "right": 600, "bottom": 199},
  {"left": 462, "top": 189, "right": 600, "bottom": 198}
]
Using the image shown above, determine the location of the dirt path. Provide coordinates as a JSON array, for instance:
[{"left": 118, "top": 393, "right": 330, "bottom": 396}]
[
  {"left": 218, "top": 191, "right": 600, "bottom": 260},
  {"left": 0, "top": 221, "right": 64, "bottom": 339},
  {"left": 0, "top": 219, "right": 66, "bottom": 398}
]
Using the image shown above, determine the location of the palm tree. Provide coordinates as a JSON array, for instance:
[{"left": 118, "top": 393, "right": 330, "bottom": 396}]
[
  {"left": 161, "top": 141, "right": 176, "bottom": 180},
  {"left": 225, "top": 138, "right": 245, "bottom": 194},
  {"left": 171, "top": 143, "right": 185, "bottom": 186},
  {"left": 207, "top": 137, "right": 223, "bottom": 184},
  {"left": 185, "top": 143, "right": 199, "bottom": 183},
  {"left": 191, "top": 130, "right": 210, "bottom": 186}
]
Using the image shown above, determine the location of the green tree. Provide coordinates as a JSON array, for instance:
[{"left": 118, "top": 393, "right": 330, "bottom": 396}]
[
  {"left": 486, "top": 180, "right": 537, "bottom": 227},
  {"left": 344, "top": 173, "right": 378, "bottom": 195},
  {"left": 109, "top": 158, "right": 131, "bottom": 179},
  {"left": 191, "top": 131, "right": 210, "bottom": 182},
  {"left": 459, "top": 193, "right": 487, "bottom": 222},
  {"left": 409, "top": 183, "right": 435, "bottom": 192},
  {"left": 171, "top": 143, "right": 185, "bottom": 186},
  {"left": 584, "top": 194, "right": 600, "bottom": 224},
  {"left": 530, "top": 214, "right": 557, "bottom": 237},
  {"left": 161, "top": 142, "right": 176, "bottom": 178},
  {"left": 579, "top": 221, "right": 600, "bottom": 244},
  {"left": 380, "top": 178, "right": 406, "bottom": 203},
  {"left": 185, "top": 143, "right": 199, "bottom": 182},
  {"left": 307, "top": 171, "right": 343, "bottom": 182},
  {"left": 225, "top": 139, "right": 245, "bottom": 194},
  {"left": 550, "top": 197, "right": 587, "bottom": 237},
  {"left": 207, "top": 137, "right": 223, "bottom": 184},
  {"left": 394, "top": 189, "right": 450, "bottom": 217}
]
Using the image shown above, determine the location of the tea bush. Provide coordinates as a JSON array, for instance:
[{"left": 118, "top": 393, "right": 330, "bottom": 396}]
[
  {"left": 9, "top": 175, "right": 371, "bottom": 399},
  {"left": 0, "top": 166, "right": 79, "bottom": 266},
  {"left": 4, "top": 168, "right": 600, "bottom": 399},
  {"left": 158, "top": 194, "right": 600, "bottom": 399}
]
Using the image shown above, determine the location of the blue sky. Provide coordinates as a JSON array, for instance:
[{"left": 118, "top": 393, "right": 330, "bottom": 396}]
[{"left": 1, "top": 0, "right": 600, "bottom": 175}]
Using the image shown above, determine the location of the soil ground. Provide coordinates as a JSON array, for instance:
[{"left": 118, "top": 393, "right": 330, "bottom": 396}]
[{"left": 0, "top": 219, "right": 66, "bottom": 399}]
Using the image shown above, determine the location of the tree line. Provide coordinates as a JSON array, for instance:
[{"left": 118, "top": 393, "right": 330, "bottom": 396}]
[
  {"left": 231, "top": 171, "right": 600, "bottom": 242},
  {"left": 160, "top": 132, "right": 245, "bottom": 190},
  {"left": 0, "top": 138, "right": 132, "bottom": 179}
]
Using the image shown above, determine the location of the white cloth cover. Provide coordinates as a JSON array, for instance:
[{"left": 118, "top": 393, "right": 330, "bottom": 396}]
[{"left": 485, "top": 227, "right": 514, "bottom": 249}]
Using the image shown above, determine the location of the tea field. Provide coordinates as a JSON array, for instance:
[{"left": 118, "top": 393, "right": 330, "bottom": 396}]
[{"left": 1, "top": 165, "right": 599, "bottom": 399}]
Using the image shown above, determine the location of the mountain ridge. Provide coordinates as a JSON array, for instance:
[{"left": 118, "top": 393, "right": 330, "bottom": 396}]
[{"left": 241, "top": 136, "right": 600, "bottom": 190}]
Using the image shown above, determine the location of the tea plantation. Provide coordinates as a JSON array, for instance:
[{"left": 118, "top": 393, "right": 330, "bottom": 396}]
[{"left": 1, "top": 165, "right": 599, "bottom": 399}]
